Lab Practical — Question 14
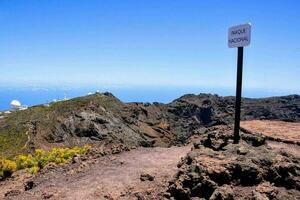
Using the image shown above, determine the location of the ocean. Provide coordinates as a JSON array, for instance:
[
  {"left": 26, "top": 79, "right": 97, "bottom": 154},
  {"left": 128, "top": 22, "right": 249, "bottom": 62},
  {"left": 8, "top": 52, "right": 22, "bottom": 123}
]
[{"left": 0, "top": 86, "right": 297, "bottom": 111}]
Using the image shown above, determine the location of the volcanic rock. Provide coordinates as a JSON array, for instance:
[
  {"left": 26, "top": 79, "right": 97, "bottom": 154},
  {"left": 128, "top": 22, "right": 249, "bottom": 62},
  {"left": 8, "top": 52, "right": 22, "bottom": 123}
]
[
  {"left": 0, "top": 93, "right": 299, "bottom": 158},
  {"left": 140, "top": 173, "right": 155, "bottom": 181},
  {"left": 167, "top": 126, "right": 300, "bottom": 199}
]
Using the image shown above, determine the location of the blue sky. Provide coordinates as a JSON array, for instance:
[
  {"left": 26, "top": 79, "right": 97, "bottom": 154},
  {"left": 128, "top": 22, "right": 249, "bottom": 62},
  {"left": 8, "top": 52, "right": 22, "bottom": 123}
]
[{"left": 0, "top": 0, "right": 300, "bottom": 94}]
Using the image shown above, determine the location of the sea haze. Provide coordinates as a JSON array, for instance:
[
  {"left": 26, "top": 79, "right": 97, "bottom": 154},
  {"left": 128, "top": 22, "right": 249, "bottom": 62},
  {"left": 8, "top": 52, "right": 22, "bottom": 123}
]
[{"left": 0, "top": 86, "right": 298, "bottom": 111}]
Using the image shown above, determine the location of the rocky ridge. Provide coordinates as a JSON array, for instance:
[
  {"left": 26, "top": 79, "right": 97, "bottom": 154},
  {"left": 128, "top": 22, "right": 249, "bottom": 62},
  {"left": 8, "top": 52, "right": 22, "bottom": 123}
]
[
  {"left": 0, "top": 92, "right": 299, "bottom": 157},
  {"left": 0, "top": 93, "right": 300, "bottom": 199}
]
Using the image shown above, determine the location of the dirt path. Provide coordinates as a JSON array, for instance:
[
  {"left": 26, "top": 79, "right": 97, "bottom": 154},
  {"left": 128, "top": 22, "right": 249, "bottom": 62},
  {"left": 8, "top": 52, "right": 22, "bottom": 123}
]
[{"left": 3, "top": 145, "right": 191, "bottom": 200}]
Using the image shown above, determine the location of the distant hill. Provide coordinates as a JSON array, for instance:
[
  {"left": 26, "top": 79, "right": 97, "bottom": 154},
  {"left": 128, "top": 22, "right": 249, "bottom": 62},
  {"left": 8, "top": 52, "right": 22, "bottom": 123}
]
[{"left": 0, "top": 92, "right": 299, "bottom": 157}]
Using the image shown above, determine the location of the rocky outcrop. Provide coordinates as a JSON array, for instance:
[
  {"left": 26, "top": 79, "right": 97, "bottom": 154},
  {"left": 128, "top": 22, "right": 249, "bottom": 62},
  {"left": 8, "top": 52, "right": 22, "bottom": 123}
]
[
  {"left": 50, "top": 93, "right": 299, "bottom": 149},
  {"left": 167, "top": 126, "right": 300, "bottom": 200},
  {"left": 0, "top": 92, "right": 299, "bottom": 157},
  {"left": 0, "top": 93, "right": 300, "bottom": 199},
  {"left": 163, "top": 94, "right": 300, "bottom": 143}
]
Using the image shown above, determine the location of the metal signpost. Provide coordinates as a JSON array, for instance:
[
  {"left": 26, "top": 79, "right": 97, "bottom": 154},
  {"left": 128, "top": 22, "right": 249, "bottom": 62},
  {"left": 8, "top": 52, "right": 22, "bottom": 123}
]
[{"left": 228, "top": 23, "right": 251, "bottom": 144}]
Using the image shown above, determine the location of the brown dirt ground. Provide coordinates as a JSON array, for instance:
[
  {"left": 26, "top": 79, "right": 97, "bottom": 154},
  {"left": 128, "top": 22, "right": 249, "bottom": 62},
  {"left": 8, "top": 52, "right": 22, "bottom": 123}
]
[
  {"left": 240, "top": 120, "right": 300, "bottom": 143},
  {"left": 241, "top": 120, "right": 300, "bottom": 158},
  {"left": 1, "top": 145, "right": 191, "bottom": 200},
  {"left": 2, "top": 120, "right": 300, "bottom": 200}
]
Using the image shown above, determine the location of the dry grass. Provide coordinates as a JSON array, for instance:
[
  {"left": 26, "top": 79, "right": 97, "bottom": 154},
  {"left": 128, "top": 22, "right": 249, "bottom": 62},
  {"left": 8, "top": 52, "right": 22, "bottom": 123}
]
[{"left": 0, "top": 93, "right": 123, "bottom": 158}]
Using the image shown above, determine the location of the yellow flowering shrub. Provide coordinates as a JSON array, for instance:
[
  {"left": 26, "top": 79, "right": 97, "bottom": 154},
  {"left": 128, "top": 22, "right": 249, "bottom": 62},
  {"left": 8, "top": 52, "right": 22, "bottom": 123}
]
[
  {"left": 0, "top": 157, "right": 17, "bottom": 179},
  {"left": 27, "top": 166, "right": 40, "bottom": 174},
  {"left": 0, "top": 145, "right": 91, "bottom": 179}
]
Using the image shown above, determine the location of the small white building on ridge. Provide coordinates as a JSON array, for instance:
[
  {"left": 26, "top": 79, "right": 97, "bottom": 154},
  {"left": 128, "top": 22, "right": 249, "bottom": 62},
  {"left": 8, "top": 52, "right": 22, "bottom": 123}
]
[{"left": 10, "top": 100, "right": 27, "bottom": 111}]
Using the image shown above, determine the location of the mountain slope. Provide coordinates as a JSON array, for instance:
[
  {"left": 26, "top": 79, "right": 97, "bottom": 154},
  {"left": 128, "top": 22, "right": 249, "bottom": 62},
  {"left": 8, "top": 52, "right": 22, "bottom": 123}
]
[{"left": 0, "top": 92, "right": 299, "bottom": 157}]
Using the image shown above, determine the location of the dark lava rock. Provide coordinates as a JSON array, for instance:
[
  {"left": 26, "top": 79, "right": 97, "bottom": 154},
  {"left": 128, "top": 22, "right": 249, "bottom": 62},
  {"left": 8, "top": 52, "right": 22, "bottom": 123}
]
[
  {"left": 1, "top": 92, "right": 299, "bottom": 158},
  {"left": 202, "top": 133, "right": 229, "bottom": 151},
  {"left": 24, "top": 180, "right": 35, "bottom": 191},
  {"left": 209, "top": 185, "right": 234, "bottom": 200},
  {"left": 4, "top": 190, "right": 21, "bottom": 197},
  {"left": 167, "top": 126, "right": 300, "bottom": 200},
  {"left": 140, "top": 173, "right": 155, "bottom": 181}
]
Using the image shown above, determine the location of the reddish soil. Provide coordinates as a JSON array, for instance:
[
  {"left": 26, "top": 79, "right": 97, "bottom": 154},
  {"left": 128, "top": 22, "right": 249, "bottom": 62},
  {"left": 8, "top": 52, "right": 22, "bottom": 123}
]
[
  {"left": 241, "top": 120, "right": 300, "bottom": 143},
  {"left": 240, "top": 120, "right": 300, "bottom": 158}
]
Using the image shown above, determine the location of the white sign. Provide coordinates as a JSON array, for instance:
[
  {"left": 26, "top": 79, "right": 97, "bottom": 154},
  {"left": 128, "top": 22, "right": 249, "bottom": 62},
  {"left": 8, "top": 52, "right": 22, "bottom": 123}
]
[{"left": 228, "top": 23, "right": 251, "bottom": 48}]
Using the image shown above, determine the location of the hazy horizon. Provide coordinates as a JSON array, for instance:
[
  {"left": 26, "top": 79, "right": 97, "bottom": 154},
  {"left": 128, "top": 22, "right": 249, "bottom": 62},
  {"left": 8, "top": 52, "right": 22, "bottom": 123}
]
[
  {"left": 1, "top": 1, "right": 300, "bottom": 92},
  {"left": 0, "top": 85, "right": 299, "bottom": 111},
  {"left": 1, "top": 1, "right": 300, "bottom": 111}
]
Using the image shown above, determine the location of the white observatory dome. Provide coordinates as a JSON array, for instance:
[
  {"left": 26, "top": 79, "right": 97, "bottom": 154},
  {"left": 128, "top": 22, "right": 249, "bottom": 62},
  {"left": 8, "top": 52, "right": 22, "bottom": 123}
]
[{"left": 10, "top": 100, "right": 21, "bottom": 108}]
